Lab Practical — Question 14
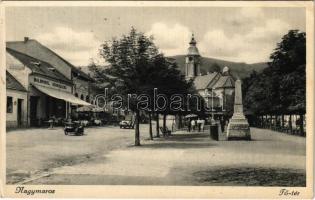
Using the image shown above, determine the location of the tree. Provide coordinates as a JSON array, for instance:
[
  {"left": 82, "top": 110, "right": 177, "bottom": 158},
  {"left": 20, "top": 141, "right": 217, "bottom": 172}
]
[
  {"left": 143, "top": 55, "right": 196, "bottom": 137},
  {"left": 148, "top": 112, "right": 153, "bottom": 140},
  {"left": 272, "top": 30, "right": 306, "bottom": 115},
  {"left": 97, "top": 27, "right": 160, "bottom": 146},
  {"left": 210, "top": 62, "right": 221, "bottom": 72},
  {"left": 91, "top": 27, "right": 198, "bottom": 145},
  {"left": 243, "top": 30, "right": 306, "bottom": 134}
]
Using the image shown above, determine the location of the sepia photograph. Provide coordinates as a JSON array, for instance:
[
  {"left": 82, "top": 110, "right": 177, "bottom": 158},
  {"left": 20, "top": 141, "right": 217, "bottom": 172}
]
[{"left": 0, "top": 1, "right": 314, "bottom": 198}]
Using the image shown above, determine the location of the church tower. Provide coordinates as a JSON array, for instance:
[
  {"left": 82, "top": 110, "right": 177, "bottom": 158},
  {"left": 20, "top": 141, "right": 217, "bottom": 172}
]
[{"left": 185, "top": 34, "right": 200, "bottom": 80}]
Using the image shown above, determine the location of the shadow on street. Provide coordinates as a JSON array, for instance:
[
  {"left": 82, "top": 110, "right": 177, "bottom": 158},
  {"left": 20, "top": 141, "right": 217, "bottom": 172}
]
[{"left": 135, "top": 132, "right": 217, "bottom": 149}]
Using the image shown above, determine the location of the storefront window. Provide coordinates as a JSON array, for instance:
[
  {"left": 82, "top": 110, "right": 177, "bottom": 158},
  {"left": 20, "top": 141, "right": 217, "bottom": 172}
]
[{"left": 7, "top": 96, "right": 13, "bottom": 113}]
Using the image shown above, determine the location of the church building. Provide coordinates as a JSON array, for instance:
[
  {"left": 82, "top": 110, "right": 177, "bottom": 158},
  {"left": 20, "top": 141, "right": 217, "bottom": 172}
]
[{"left": 184, "top": 34, "right": 235, "bottom": 113}]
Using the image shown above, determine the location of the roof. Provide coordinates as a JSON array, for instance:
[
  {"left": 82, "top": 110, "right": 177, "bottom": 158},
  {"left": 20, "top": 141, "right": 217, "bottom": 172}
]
[
  {"left": 187, "top": 34, "right": 200, "bottom": 56},
  {"left": 6, "top": 71, "right": 27, "bottom": 92},
  {"left": 7, "top": 48, "right": 72, "bottom": 84},
  {"left": 187, "top": 46, "right": 200, "bottom": 56},
  {"left": 213, "top": 75, "right": 235, "bottom": 89},
  {"left": 189, "top": 34, "right": 197, "bottom": 45},
  {"left": 193, "top": 72, "right": 218, "bottom": 90},
  {"left": 33, "top": 84, "right": 91, "bottom": 106},
  {"left": 6, "top": 39, "right": 93, "bottom": 81}
]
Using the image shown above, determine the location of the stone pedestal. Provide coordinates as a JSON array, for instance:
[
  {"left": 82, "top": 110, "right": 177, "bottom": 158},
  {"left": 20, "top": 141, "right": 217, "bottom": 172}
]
[
  {"left": 227, "top": 80, "right": 251, "bottom": 140},
  {"left": 227, "top": 113, "right": 251, "bottom": 140}
]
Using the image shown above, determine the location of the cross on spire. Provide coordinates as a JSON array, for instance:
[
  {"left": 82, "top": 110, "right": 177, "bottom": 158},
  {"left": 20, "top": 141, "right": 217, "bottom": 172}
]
[{"left": 190, "top": 33, "right": 196, "bottom": 45}]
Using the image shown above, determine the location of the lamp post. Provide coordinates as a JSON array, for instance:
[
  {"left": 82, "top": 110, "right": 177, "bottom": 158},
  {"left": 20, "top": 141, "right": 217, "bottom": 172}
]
[
  {"left": 204, "top": 88, "right": 209, "bottom": 108},
  {"left": 222, "top": 90, "right": 225, "bottom": 112},
  {"left": 211, "top": 88, "right": 216, "bottom": 121},
  {"left": 222, "top": 96, "right": 224, "bottom": 111}
]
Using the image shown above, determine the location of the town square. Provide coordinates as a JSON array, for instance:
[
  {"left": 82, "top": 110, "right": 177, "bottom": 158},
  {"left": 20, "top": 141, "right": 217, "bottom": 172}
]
[
  {"left": 7, "top": 125, "right": 305, "bottom": 185},
  {"left": 3, "top": 4, "right": 309, "bottom": 190}
]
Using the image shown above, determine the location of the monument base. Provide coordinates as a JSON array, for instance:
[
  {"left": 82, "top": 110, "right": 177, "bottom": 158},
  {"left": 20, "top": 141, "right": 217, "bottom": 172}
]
[{"left": 227, "top": 113, "right": 251, "bottom": 140}]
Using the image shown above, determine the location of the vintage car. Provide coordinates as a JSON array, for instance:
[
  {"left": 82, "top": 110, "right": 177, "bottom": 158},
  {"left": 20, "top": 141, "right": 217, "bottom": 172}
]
[
  {"left": 119, "top": 120, "right": 134, "bottom": 129},
  {"left": 64, "top": 121, "right": 84, "bottom": 136}
]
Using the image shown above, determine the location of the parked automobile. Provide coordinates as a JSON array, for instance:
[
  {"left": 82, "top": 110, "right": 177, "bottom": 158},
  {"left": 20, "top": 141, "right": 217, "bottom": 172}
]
[
  {"left": 64, "top": 121, "right": 84, "bottom": 136},
  {"left": 119, "top": 120, "right": 134, "bottom": 129}
]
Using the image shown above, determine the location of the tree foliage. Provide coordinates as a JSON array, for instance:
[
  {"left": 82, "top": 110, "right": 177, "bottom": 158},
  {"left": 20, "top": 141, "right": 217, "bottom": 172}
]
[
  {"left": 243, "top": 30, "right": 306, "bottom": 115},
  {"left": 89, "top": 27, "right": 198, "bottom": 145},
  {"left": 210, "top": 62, "right": 221, "bottom": 72}
]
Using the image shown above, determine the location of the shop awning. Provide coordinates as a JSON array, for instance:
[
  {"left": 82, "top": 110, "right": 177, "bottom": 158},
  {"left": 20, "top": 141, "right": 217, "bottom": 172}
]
[
  {"left": 32, "top": 84, "right": 91, "bottom": 106},
  {"left": 76, "top": 105, "right": 107, "bottom": 112}
]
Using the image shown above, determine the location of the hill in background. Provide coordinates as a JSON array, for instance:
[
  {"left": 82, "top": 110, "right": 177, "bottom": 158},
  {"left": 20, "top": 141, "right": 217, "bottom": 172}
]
[
  {"left": 169, "top": 55, "right": 268, "bottom": 79},
  {"left": 79, "top": 55, "right": 268, "bottom": 79}
]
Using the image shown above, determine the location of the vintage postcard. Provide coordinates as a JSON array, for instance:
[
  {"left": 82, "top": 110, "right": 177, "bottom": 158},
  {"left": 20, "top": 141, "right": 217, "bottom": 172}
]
[{"left": 0, "top": 1, "right": 314, "bottom": 198}]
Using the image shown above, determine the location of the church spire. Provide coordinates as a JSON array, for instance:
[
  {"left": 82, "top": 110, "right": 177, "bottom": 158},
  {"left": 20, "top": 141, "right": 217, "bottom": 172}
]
[
  {"left": 189, "top": 33, "right": 197, "bottom": 45},
  {"left": 187, "top": 33, "right": 200, "bottom": 56},
  {"left": 185, "top": 33, "right": 200, "bottom": 80}
]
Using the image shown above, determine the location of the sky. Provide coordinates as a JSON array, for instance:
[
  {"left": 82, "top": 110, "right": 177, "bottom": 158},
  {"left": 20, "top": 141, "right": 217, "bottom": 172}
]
[{"left": 6, "top": 6, "right": 306, "bottom": 66}]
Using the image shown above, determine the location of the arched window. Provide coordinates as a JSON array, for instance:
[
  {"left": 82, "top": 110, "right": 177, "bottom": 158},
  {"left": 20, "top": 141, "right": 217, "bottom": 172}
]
[
  {"left": 86, "top": 96, "right": 89, "bottom": 102},
  {"left": 90, "top": 96, "right": 94, "bottom": 105},
  {"left": 75, "top": 93, "right": 78, "bottom": 97},
  {"left": 80, "top": 94, "right": 84, "bottom": 100}
]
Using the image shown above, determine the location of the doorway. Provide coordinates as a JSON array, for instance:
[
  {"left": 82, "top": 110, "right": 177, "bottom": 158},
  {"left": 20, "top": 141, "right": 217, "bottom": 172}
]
[{"left": 17, "top": 99, "right": 23, "bottom": 127}]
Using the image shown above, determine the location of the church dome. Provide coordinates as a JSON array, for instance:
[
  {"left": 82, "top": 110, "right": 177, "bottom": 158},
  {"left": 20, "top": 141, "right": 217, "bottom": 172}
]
[
  {"left": 187, "top": 46, "right": 200, "bottom": 56},
  {"left": 187, "top": 34, "right": 200, "bottom": 56}
]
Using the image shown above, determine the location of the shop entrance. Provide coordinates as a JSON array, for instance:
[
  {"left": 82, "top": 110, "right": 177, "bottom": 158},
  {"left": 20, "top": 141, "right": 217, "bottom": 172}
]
[
  {"left": 30, "top": 96, "right": 39, "bottom": 126},
  {"left": 46, "top": 96, "right": 66, "bottom": 119},
  {"left": 17, "top": 99, "right": 23, "bottom": 127}
]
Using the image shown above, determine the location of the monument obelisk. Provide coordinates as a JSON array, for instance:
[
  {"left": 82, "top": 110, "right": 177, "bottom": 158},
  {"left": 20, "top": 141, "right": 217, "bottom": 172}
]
[{"left": 227, "top": 79, "right": 251, "bottom": 140}]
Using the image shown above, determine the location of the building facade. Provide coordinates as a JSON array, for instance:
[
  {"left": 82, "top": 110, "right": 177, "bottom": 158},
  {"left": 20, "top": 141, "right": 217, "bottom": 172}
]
[
  {"left": 7, "top": 38, "right": 94, "bottom": 110},
  {"left": 185, "top": 35, "right": 235, "bottom": 112},
  {"left": 6, "top": 71, "right": 28, "bottom": 128},
  {"left": 6, "top": 39, "right": 91, "bottom": 128}
]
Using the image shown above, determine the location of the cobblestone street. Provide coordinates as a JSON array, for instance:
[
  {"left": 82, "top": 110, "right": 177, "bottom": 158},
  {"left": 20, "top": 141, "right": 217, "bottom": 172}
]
[{"left": 6, "top": 125, "right": 306, "bottom": 186}]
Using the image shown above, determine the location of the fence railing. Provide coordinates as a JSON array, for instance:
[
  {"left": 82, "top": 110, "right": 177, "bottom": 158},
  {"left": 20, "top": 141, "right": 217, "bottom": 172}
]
[{"left": 249, "top": 114, "right": 306, "bottom": 137}]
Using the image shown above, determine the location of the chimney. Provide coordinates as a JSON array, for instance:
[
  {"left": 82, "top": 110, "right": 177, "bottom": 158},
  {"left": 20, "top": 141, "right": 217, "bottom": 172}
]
[{"left": 24, "top": 37, "right": 29, "bottom": 43}]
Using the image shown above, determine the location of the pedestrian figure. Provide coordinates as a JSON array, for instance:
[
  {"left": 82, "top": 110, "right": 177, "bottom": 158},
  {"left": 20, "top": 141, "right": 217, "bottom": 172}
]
[
  {"left": 172, "top": 118, "right": 176, "bottom": 132},
  {"left": 191, "top": 120, "right": 196, "bottom": 132},
  {"left": 200, "top": 118, "right": 205, "bottom": 132},
  {"left": 195, "top": 119, "right": 198, "bottom": 131},
  {"left": 220, "top": 118, "right": 225, "bottom": 132},
  {"left": 48, "top": 115, "right": 56, "bottom": 129},
  {"left": 188, "top": 120, "right": 191, "bottom": 132},
  {"left": 197, "top": 118, "right": 202, "bottom": 132}
]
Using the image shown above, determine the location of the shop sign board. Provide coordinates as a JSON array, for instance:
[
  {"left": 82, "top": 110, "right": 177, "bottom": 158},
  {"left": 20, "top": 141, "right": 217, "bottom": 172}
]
[{"left": 30, "top": 75, "right": 72, "bottom": 93}]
